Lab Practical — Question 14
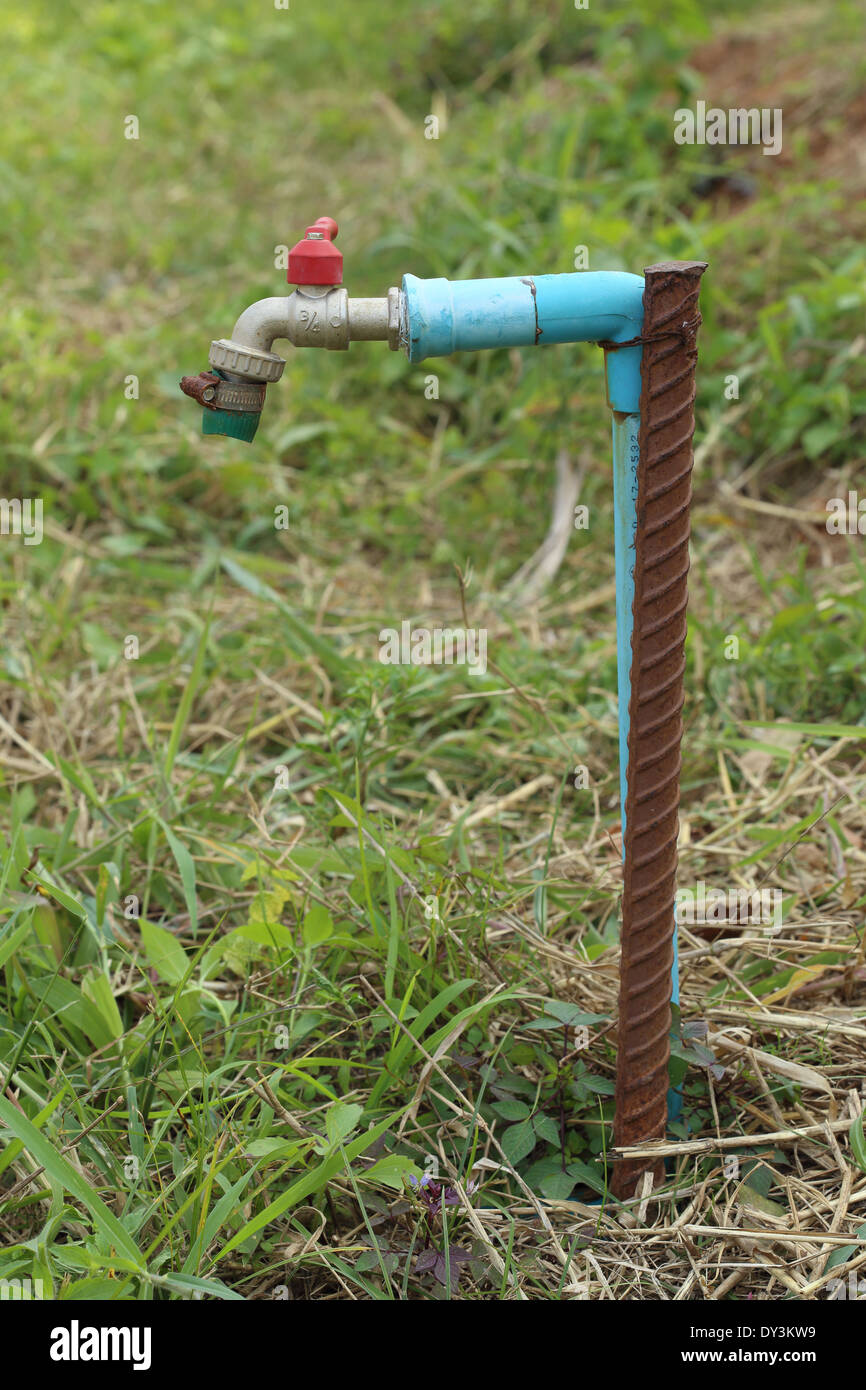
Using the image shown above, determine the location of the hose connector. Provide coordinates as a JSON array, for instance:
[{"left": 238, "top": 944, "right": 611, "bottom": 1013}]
[
  {"left": 179, "top": 369, "right": 268, "bottom": 443},
  {"left": 180, "top": 214, "right": 400, "bottom": 442}
]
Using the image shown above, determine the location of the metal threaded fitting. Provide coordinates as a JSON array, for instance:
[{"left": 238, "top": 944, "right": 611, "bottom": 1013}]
[{"left": 208, "top": 339, "right": 285, "bottom": 382}]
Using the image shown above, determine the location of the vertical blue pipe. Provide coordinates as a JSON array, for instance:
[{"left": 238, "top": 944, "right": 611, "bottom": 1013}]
[{"left": 611, "top": 412, "right": 640, "bottom": 828}]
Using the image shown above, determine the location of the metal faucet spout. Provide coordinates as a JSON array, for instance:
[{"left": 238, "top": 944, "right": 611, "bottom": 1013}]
[{"left": 229, "top": 297, "right": 293, "bottom": 355}]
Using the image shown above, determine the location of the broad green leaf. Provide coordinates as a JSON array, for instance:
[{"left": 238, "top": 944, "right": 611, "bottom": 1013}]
[
  {"left": 363, "top": 1154, "right": 422, "bottom": 1190},
  {"left": 491, "top": 1099, "right": 530, "bottom": 1122},
  {"left": 237, "top": 917, "right": 294, "bottom": 950},
  {"left": 531, "top": 1113, "right": 561, "bottom": 1148},
  {"left": 140, "top": 917, "right": 189, "bottom": 986},
  {"left": 325, "top": 1101, "right": 363, "bottom": 1150},
  {"left": 578, "top": 1073, "right": 616, "bottom": 1096},
  {"left": 303, "top": 905, "right": 334, "bottom": 946},
  {"left": 501, "top": 1120, "right": 536, "bottom": 1166},
  {"left": 566, "top": 1160, "right": 609, "bottom": 1196},
  {"left": 245, "top": 1138, "right": 305, "bottom": 1161},
  {"left": 540, "top": 1171, "right": 578, "bottom": 1201}
]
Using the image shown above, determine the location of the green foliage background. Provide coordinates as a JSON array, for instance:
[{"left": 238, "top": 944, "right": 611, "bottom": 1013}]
[{"left": 0, "top": 0, "right": 863, "bottom": 1300}]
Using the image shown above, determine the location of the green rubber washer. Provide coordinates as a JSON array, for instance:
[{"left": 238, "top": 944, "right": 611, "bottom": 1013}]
[{"left": 202, "top": 407, "right": 261, "bottom": 443}]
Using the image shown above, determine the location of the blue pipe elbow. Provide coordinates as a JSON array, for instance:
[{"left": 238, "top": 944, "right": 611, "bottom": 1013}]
[{"left": 402, "top": 271, "right": 645, "bottom": 412}]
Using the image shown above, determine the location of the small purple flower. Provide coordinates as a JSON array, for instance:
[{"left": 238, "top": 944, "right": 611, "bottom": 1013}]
[{"left": 408, "top": 1175, "right": 478, "bottom": 1217}]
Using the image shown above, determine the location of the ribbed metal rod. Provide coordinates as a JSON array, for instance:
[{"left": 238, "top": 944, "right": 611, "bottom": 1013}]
[{"left": 611, "top": 260, "right": 707, "bottom": 1201}]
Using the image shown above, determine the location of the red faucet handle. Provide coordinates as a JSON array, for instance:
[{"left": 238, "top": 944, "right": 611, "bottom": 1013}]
[
  {"left": 287, "top": 216, "right": 343, "bottom": 286},
  {"left": 309, "top": 217, "right": 338, "bottom": 240}
]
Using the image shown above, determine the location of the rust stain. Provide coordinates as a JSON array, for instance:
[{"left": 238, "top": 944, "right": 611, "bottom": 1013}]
[
  {"left": 180, "top": 371, "right": 221, "bottom": 409},
  {"left": 611, "top": 260, "right": 707, "bottom": 1201}
]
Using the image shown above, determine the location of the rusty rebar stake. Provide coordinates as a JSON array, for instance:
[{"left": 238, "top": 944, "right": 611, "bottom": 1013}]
[{"left": 611, "top": 261, "right": 707, "bottom": 1200}]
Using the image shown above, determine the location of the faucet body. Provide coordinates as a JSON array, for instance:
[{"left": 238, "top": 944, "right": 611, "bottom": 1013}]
[
  {"left": 223, "top": 285, "right": 402, "bottom": 359},
  {"left": 180, "top": 220, "right": 706, "bottom": 1197}
]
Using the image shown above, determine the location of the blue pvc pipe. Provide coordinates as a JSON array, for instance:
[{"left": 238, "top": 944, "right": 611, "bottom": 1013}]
[
  {"left": 402, "top": 272, "right": 644, "bottom": 413},
  {"left": 402, "top": 271, "right": 681, "bottom": 1123},
  {"left": 611, "top": 411, "right": 640, "bottom": 825}
]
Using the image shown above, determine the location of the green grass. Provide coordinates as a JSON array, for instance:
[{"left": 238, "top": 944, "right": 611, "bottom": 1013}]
[{"left": 0, "top": 0, "right": 865, "bottom": 1300}]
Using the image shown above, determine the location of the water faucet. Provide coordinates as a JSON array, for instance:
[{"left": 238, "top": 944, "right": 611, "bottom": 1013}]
[
  {"left": 180, "top": 216, "right": 707, "bottom": 1198},
  {"left": 180, "top": 217, "right": 401, "bottom": 441}
]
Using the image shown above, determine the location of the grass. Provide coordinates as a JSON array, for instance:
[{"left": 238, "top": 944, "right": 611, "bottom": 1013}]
[{"left": 0, "top": 0, "right": 865, "bottom": 1300}]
